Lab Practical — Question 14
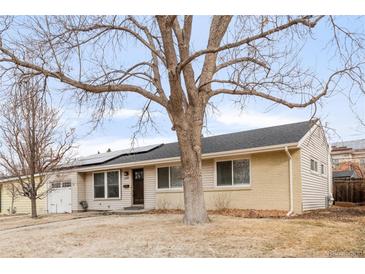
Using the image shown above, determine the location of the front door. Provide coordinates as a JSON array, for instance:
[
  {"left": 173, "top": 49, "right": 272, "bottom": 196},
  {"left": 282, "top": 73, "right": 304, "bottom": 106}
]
[{"left": 133, "top": 169, "right": 144, "bottom": 205}]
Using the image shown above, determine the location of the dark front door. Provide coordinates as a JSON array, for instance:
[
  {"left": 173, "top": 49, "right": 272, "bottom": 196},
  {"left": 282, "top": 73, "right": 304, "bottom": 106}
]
[{"left": 133, "top": 169, "right": 144, "bottom": 205}]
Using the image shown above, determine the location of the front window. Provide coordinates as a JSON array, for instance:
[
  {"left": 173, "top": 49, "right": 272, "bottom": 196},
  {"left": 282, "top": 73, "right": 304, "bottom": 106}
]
[
  {"left": 157, "top": 166, "right": 183, "bottom": 189},
  {"left": 170, "top": 166, "right": 183, "bottom": 188},
  {"left": 217, "top": 159, "right": 250, "bottom": 186},
  {"left": 94, "top": 171, "right": 120, "bottom": 199},
  {"left": 94, "top": 173, "right": 105, "bottom": 198},
  {"left": 107, "top": 171, "right": 119, "bottom": 198},
  {"left": 217, "top": 161, "right": 232, "bottom": 186}
]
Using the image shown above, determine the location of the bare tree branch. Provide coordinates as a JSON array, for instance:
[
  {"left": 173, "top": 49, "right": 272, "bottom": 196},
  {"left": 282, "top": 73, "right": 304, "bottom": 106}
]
[
  {"left": 0, "top": 75, "right": 75, "bottom": 217},
  {"left": 0, "top": 15, "right": 364, "bottom": 224}
]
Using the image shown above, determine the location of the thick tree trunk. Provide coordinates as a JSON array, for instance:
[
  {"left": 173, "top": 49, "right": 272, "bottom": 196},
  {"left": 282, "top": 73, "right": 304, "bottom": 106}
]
[
  {"left": 175, "top": 113, "right": 209, "bottom": 225},
  {"left": 180, "top": 148, "right": 209, "bottom": 225},
  {"left": 30, "top": 197, "right": 37, "bottom": 218}
]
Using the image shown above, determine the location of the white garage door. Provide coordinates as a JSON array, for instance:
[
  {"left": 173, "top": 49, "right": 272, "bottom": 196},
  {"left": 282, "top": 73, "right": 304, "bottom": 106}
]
[{"left": 48, "top": 182, "right": 72, "bottom": 213}]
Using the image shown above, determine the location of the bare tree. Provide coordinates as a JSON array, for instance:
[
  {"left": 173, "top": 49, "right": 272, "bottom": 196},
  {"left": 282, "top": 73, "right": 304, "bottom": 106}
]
[
  {"left": 0, "top": 76, "right": 75, "bottom": 218},
  {"left": 0, "top": 16, "right": 364, "bottom": 224}
]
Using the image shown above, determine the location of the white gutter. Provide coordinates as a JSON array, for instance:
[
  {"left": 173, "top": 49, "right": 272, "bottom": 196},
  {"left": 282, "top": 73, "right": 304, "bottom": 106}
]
[
  {"left": 328, "top": 144, "right": 334, "bottom": 205},
  {"left": 285, "top": 146, "right": 294, "bottom": 216}
]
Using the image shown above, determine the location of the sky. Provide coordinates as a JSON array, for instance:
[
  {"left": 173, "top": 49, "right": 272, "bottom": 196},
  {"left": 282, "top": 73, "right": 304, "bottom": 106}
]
[{"left": 32, "top": 16, "right": 365, "bottom": 157}]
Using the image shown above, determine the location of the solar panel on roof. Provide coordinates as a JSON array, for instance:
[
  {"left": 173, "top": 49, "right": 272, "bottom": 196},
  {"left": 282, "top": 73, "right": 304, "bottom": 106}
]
[{"left": 73, "top": 144, "right": 162, "bottom": 166}]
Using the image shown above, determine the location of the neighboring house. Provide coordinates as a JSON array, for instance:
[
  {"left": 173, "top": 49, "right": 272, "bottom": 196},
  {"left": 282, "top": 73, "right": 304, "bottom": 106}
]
[
  {"left": 0, "top": 177, "right": 46, "bottom": 215},
  {"left": 332, "top": 139, "right": 365, "bottom": 179},
  {"left": 1, "top": 119, "right": 332, "bottom": 215},
  {"left": 333, "top": 170, "right": 360, "bottom": 180}
]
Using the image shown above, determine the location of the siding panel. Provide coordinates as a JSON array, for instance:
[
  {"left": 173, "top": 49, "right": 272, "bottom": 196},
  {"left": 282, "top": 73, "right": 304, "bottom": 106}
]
[
  {"left": 144, "top": 166, "right": 156, "bottom": 209},
  {"left": 1, "top": 183, "right": 46, "bottom": 215},
  {"left": 300, "top": 125, "right": 330, "bottom": 210}
]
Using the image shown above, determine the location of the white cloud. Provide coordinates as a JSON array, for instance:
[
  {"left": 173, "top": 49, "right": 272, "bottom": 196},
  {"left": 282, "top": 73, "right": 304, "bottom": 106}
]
[
  {"left": 109, "top": 108, "right": 163, "bottom": 120},
  {"left": 60, "top": 107, "right": 151, "bottom": 128},
  {"left": 214, "top": 109, "right": 302, "bottom": 129},
  {"left": 112, "top": 108, "right": 141, "bottom": 119},
  {"left": 75, "top": 136, "right": 176, "bottom": 157}
]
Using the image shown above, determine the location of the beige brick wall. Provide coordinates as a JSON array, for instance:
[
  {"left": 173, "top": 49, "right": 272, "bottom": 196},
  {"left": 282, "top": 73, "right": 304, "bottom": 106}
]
[{"left": 156, "top": 149, "right": 303, "bottom": 213}]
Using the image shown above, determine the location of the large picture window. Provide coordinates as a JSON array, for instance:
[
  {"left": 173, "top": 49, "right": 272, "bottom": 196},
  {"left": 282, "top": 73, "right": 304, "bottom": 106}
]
[
  {"left": 216, "top": 159, "right": 250, "bottom": 186},
  {"left": 157, "top": 166, "right": 183, "bottom": 189},
  {"left": 94, "top": 171, "right": 120, "bottom": 199}
]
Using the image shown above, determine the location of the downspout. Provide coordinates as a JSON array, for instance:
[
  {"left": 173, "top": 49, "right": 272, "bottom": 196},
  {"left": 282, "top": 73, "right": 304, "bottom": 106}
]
[
  {"left": 285, "top": 147, "right": 294, "bottom": 216},
  {"left": 328, "top": 144, "right": 334, "bottom": 206}
]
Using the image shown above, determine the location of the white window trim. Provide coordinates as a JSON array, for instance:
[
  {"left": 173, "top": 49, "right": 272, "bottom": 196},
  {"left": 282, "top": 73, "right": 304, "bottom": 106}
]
[
  {"left": 214, "top": 157, "right": 252, "bottom": 188},
  {"left": 92, "top": 170, "right": 121, "bottom": 200},
  {"left": 320, "top": 163, "right": 325, "bottom": 175},
  {"left": 155, "top": 165, "right": 183, "bottom": 191},
  {"left": 310, "top": 158, "right": 319, "bottom": 174}
]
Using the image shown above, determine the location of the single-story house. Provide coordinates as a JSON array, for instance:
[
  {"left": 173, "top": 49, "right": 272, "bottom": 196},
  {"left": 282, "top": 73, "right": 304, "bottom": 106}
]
[
  {"left": 0, "top": 176, "right": 46, "bottom": 215},
  {"left": 1, "top": 119, "right": 332, "bottom": 215}
]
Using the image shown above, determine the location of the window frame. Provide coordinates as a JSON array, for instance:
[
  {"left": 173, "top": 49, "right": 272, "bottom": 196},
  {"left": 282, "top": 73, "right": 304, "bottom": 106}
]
[
  {"left": 320, "top": 163, "right": 325, "bottom": 175},
  {"left": 310, "top": 158, "right": 319, "bottom": 173},
  {"left": 51, "top": 182, "right": 62, "bottom": 189},
  {"left": 214, "top": 157, "right": 251, "bottom": 188},
  {"left": 62, "top": 181, "right": 71, "bottom": 188},
  {"left": 156, "top": 164, "right": 183, "bottom": 190},
  {"left": 92, "top": 170, "right": 121, "bottom": 200}
]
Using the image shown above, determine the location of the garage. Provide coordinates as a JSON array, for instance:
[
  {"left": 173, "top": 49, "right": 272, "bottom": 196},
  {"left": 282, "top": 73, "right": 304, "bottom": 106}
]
[{"left": 47, "top": 181, "right": 72, "bottom": 213}]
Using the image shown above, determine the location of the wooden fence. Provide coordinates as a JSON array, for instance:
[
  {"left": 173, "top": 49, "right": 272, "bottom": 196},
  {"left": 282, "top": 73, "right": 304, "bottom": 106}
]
[{"left": 333, "top": 178, "right": 365, "bottom": 204}]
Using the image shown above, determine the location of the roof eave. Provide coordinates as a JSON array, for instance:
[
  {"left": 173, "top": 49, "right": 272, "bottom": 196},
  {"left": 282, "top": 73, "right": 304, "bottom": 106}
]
[
  {"left": 72, "top": 142, "right": 299, "bottom": 173},
  {"left": 297, "top": 119, "right": 329, "bottom": 149}
]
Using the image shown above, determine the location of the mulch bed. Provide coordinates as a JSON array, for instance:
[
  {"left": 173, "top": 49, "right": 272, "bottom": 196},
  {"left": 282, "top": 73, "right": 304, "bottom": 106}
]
[
  {"left": 149, "top": 208, "right": 288, "bottom": 218},
  {"left": 149, "top": 206, "right": 365, "bottom": 221},
  {"left": 209, "top": 209, "right": 288, "bottom": 218},
  {"left": 149, "top": 209, "right": 184, "bottom": 215},
  {"left": 293, "top": 206, "right": 365, "bottom": 222}
]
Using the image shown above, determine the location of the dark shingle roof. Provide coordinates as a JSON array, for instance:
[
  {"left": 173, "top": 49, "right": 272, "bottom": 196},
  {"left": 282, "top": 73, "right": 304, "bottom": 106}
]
[
  {"left": 91, "top": 120, "right": 314, "bottom": 167},
  {"left": 333, "top": 170, "right": 359, "bottom": 179},
  {"left": 332, "top": 139, "right": 365, "bottom": 150}
]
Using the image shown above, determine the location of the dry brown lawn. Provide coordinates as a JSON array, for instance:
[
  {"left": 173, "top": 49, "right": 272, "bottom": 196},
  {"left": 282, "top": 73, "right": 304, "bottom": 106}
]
[{"left": 0, "top": 207, "right": 364, "bottom": 258}]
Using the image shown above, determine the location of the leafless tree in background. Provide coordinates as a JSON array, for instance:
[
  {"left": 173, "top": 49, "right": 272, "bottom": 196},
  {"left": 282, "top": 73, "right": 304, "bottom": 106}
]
[
  {"left": 0, "top": 16, "right": 364, "bottom": 224},
  {"left": 3, "top": 183, "right": 20, "bottom": 214},
  {"left": 0, "top": 76, "right": 75, "bottom": 218}
]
